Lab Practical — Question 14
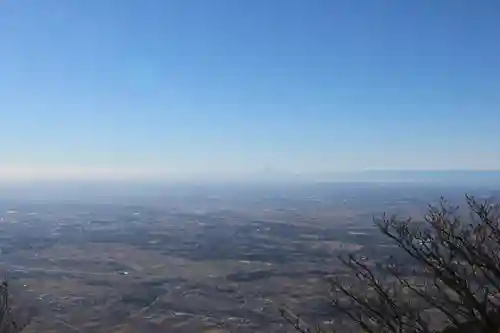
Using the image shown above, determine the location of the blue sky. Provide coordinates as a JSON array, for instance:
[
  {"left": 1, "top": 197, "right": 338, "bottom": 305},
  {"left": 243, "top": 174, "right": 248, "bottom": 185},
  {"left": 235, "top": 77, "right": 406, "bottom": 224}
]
[{"left": 1, "top": 0, "right": 499, "bottom": 181}]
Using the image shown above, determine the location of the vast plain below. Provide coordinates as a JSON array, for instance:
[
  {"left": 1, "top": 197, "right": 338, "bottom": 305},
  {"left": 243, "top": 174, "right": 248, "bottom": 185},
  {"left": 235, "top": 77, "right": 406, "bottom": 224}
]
[{"left": 0, "top": 180, "right": 499, "bottom": 333}]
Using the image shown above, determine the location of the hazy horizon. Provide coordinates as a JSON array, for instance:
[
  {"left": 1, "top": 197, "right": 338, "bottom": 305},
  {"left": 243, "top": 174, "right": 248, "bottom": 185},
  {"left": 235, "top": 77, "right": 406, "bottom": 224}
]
[{"left": 2, "top": 170, "right": 500, "bottom": 185}]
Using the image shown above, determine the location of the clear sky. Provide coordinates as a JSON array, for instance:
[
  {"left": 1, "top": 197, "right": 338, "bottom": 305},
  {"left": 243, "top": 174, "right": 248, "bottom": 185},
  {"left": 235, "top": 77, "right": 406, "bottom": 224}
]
[{"left": 1, "top": 0, "right": 499, "bottom": 181}]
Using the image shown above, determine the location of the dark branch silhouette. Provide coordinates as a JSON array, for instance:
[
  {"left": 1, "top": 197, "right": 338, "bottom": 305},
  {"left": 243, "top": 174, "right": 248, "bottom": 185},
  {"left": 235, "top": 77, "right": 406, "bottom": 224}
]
[
  {"left": 0, "top": 281, "right": 22, "bottom": 333},
  {"left": 283, "top": 195, "right": 500, "bottom": 333}
]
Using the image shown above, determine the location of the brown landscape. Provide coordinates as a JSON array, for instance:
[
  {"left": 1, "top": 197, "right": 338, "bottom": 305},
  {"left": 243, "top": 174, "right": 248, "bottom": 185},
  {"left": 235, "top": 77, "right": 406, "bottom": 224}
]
[{"left": 0, "top": 183, "right": 497, "bottom": 332}]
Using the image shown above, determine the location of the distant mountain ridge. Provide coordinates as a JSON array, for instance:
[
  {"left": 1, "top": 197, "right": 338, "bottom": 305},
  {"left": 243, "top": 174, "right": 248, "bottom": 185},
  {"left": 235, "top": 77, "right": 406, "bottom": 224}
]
[{"left": 316, "top": 170, "right": 500, "bottom": 185}]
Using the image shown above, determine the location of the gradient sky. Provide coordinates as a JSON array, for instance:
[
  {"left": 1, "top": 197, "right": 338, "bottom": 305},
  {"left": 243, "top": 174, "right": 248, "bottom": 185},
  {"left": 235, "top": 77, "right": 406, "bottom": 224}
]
[{"left": 1, "top": 0, "right": 499, "bottom": 181}]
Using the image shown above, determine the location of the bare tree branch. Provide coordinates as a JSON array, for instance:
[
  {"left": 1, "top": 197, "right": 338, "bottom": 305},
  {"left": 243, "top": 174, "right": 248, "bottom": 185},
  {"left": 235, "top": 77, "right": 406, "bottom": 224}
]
[{"left": 282, "top": 195, "right": 500, "bottom": 333}]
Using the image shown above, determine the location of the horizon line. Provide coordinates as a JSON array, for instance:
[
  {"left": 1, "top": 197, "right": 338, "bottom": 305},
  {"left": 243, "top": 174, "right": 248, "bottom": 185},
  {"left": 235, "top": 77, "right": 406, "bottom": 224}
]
[{"left": 0, "top": 169, "right": 500, "bottom": 184}]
